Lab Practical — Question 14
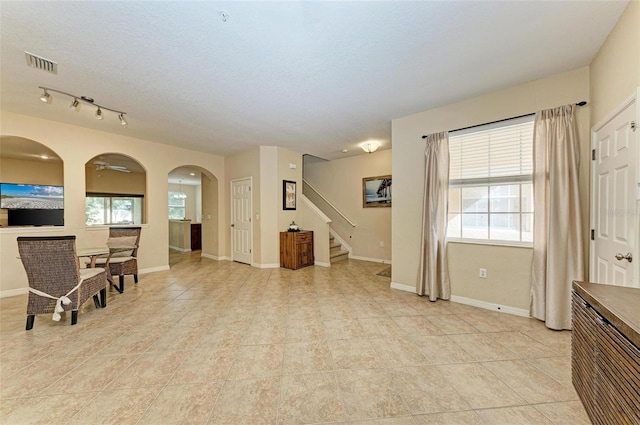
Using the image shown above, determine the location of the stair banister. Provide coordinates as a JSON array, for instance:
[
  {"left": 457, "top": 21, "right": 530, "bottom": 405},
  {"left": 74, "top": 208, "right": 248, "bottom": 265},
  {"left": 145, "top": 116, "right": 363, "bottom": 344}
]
[{"left": 302, "top": 179, "right": 356, "bottom": 228}]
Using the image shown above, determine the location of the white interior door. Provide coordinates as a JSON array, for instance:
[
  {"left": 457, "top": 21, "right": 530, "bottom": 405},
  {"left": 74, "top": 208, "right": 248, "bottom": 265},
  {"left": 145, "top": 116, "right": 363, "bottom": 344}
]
[
  {"left": 231, "top": 177, "right": 252, "bottom": 265},
  {"left": 591, "top": 95, "right": 638, "bottom": 287}
]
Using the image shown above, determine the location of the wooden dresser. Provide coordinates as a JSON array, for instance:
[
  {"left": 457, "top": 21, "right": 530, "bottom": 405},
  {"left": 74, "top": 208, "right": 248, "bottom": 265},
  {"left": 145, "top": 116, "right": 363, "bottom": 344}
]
[
  {"left": 280, "top": 231, "right": 314, "bottom": 270},
  {"left": 572, "top": 281, "right": 640, "bottom": 425}
]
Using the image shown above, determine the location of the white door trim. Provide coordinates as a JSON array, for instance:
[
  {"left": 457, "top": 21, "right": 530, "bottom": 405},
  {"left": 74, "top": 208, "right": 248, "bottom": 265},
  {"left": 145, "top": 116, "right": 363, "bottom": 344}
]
[
  {"left": 230, "top": 176, "right": 253, "bottom": 265},
  {"left": 589, "top": 87, "right": 639, "bottom": 286}
]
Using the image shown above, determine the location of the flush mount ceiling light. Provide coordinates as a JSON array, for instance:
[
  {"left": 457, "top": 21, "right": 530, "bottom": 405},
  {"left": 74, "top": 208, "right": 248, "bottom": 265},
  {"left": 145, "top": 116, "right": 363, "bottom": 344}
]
[
  {"left": 360, "top": 141, "right": 380, "bottom": 154},
  {"left": 38, "top": 86, "right": 127, "bottom": 126}
]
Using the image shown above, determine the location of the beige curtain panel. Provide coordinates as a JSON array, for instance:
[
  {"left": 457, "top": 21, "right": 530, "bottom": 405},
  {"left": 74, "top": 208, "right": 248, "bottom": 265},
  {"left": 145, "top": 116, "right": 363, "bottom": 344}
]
[
  {"left": 418, "top": 131, "right": 451, "bottom": 301},
  {"left": 531, "top": 104, "right": 584, "bottom": 330}
]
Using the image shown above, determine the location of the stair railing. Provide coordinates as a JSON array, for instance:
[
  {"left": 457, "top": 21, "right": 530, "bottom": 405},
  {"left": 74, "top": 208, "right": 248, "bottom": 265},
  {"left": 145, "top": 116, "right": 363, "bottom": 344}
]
[{"left": 303, "top": 179, "right": 356, "bottom": 228}]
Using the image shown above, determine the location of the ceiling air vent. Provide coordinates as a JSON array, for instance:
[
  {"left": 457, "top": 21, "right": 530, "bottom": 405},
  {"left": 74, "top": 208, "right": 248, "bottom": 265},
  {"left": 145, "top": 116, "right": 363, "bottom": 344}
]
[{"left": 25, "top": 52, "right": 57, "bottom": 74}]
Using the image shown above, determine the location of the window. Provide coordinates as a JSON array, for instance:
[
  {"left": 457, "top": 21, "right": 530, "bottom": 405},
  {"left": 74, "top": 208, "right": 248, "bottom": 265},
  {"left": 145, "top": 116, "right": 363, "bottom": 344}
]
[
  {"left": 86, "top": 194, "right": 143, "bottom": 225},
  {"left": 447, "top": 116, "right": 534, "bottom": 244},
  {"left": 168, "top": 191, "right": 186, "bottom": 220}
]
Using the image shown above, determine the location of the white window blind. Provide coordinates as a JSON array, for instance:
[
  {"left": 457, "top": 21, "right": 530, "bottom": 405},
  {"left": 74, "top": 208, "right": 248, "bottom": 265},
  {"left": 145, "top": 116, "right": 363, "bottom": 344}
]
[
  {"left": 449, "top": 116, "right": 534, "bottom": 185},
  {"left": 448, "top": 115, "right": 534, "bottom": 244}
]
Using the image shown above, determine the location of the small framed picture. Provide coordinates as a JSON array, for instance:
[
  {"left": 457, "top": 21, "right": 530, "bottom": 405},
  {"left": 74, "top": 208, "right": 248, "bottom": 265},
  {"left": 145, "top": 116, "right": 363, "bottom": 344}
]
[
  {"left": 283, "top": 180, "right": 296, "bottom": 210},
  {"left": 363, "top": 175, "right": 392, "bottom": 208}
]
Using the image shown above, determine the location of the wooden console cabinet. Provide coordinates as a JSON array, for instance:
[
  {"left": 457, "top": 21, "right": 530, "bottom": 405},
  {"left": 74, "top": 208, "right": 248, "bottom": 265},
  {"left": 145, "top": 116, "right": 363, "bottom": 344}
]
[
  {"left": 280, "top": 231, "right": 314, "bottom": 270},
  {"left": 572, "top": 281, "right": 640, "bottom": 425}
]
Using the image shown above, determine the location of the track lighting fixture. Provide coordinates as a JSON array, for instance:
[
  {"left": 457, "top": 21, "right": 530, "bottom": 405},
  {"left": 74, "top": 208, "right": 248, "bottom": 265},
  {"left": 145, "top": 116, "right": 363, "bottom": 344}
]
[
  {"left": 37, "top": 86, "right": 127, "bottom": 126},
  {"left": 39, "top": 88, "right": 52, "bottom": 103}
]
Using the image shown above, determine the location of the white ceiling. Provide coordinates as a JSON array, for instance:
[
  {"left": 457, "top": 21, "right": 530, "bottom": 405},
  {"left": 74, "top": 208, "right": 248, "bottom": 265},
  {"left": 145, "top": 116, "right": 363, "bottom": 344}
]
[{"left": 0, "top": 1, "right": 628, "bottom": 160}]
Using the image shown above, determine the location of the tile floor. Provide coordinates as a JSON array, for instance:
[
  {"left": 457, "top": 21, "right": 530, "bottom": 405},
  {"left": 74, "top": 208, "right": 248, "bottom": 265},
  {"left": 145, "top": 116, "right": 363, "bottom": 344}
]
[{"left": 0, "top": 252, "right": 591, "bottom": 424}]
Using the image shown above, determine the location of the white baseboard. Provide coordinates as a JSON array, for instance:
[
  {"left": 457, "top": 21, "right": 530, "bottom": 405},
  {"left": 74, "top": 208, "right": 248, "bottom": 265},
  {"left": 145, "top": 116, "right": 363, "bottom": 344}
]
[
  {"left": 253, "top": 263, "right": 280, "bottom": 269},
  {"left": 140, "top": 265, "right": 170, "bottom": 274},
  {"left": 200, "top": 253, "right": 230, "bottom": 261},
  {"left": 450, "top": 295, "right": 530, "bottom": 317},
  {"left": 314, "top": 261, "right": 331, "bottom": 267},
  {"left": 349, "top": 255, "right": 391, "bottom": 264},
  {"left": 169, "top": 246, "right": 191, "bottom": 253},
  {"left": 0, "top": 287, "right": 28, "bottom": 298},
  {"left": 390, "top": 282, "right": 415, "bottom": 293}
]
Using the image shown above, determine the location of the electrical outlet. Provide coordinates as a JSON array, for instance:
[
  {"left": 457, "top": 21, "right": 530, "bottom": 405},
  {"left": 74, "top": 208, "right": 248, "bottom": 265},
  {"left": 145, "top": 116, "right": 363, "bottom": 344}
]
[
  {"left": 479, "top": 268, "right": 487, "bottom": 279},
  {"left": 379, "top": 241, "right": 384, "bottom": 247}
]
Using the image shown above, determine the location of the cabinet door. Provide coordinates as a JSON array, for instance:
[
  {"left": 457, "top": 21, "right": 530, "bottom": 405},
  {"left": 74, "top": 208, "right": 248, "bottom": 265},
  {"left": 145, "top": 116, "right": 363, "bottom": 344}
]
[{"left": 297, "top": 242, "right": 312, "bottom": 268}]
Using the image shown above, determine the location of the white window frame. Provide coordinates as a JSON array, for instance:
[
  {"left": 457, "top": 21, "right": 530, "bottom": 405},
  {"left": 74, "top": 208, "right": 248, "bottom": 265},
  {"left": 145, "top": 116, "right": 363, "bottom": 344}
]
[
  {"left": 168, "top": 191, "right": 186, "bottom": 220},
  {"left": 447, "top": 115, "right": 534, "bottom": 247},
  {"left": 85, "top": 193, "right": 143, "bottom": 226}
]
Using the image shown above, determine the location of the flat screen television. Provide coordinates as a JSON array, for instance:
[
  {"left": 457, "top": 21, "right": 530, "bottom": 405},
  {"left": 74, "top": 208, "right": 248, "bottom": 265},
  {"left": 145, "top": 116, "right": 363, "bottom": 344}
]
[
  {"left": 1, "top": 183, "right": 64, "bottom": 209},
  {"left": 1, "top": 183, "right": 64, "bottom": 226}
]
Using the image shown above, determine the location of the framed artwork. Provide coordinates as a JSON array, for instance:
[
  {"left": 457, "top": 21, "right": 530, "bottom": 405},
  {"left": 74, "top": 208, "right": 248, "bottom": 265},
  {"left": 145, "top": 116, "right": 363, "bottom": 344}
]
[
  {"left": 363, "top": 175, "right": 392, "bottom": 208},
  {"left": 283, "top": 180, "right": 296, "bottom": 210}
]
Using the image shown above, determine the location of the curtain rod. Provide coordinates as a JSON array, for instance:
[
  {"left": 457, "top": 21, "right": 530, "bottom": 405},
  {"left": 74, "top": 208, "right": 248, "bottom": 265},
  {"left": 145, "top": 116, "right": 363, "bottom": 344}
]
[{"left": 421, "top": 101, "right": 587, "bottom": 139}]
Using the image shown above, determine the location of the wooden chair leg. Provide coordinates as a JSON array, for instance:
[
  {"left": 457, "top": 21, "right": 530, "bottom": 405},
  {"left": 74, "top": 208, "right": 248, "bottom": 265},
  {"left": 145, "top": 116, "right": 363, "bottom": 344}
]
[
  {"left": 71, "top": 310, "right": 78, "bottom": 325},
  {"left": 93, "top": 294, "right": 101, "bottom": 309},
  {"left": 134, "top": 274, "right": 138, "bottom": 284},
  {"left": 119, "top": 275, "right": 124, "bottom": 293},
  {"left": 100, "top": 288, "right": 107, "bottom": 308},
  {"left": 26, "top": 315, "right": 35, "bottom": 330}
]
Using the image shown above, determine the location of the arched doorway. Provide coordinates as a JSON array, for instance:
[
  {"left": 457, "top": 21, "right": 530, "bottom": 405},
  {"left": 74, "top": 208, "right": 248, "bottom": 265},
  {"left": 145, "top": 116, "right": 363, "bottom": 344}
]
[{"left": 168, "top": 166, "right": 219, "bottom": 264}]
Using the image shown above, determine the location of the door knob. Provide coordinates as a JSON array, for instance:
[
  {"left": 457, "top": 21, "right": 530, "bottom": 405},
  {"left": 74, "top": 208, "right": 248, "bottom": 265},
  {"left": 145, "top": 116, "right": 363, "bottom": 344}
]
[
  {"left": 614, "top": 252, "right": 633, "bottom": 262},
  {"left": 231, "top": 224, "right": 235, "bottom": 227}
]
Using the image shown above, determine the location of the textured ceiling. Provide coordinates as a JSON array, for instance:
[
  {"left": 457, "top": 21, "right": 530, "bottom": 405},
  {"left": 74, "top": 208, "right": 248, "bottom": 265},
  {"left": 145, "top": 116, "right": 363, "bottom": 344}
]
[{"left": 0, "top": 1, "right": 628, "bottom": 160}]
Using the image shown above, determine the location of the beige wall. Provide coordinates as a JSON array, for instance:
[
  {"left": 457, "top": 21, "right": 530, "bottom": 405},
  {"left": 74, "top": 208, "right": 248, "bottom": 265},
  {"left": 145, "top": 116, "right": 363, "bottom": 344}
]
[
  {"left": 590, "top": 0, "right": 640, "bottom": 126},
  {"left": 0, "top": 157, "right": 63, "bottom": 185},
  {"left": 86, "top": 166, "right": 146, "bottom": 195},
  {"left": 392, "top": 67, "right": 590, "bottom": 311},
  {"left": 201, "top": 172, "right": 219, "bottom": 257},
  {"left": 0, "top": 111, "right": 226, "bottom": 295},
  {"left": 304, "top": 149, "right": 392, "bottom": 262}
]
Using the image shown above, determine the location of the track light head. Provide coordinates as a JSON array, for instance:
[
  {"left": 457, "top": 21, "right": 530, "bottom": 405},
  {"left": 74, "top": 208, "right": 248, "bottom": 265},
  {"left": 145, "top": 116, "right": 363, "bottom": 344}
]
[
  {"left": 118, "top": 113, "right": 128, "bottom": 127},
  {"left": 95, "top": 107, "right": 103, "bottom": 120},
  {"left": 69, "top": 98, "right": 80, "bottom": 111},
  {"left": 39, "top": 88, "right": 52, "bottom": 103}
]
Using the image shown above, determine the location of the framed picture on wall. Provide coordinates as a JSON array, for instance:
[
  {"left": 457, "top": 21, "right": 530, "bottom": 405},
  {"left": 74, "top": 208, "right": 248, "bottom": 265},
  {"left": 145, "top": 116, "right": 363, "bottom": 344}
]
[
  {"left": 283, "top": 180, "right": 296, "bottom": 210},
  {"left": 363, "top": 175, "right": 392, "bottom": 208}
]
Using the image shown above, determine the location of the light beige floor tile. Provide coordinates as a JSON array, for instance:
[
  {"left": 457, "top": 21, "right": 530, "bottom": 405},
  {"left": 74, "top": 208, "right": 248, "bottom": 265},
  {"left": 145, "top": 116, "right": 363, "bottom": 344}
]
[
  {"left": 107, "top": 349, "right": 189, "bottom": 389},
  {"left": 448, "top": 333, "right": 518, "bottom": 361},
  {"left": 283, "top": 341, "right": 334, "bottom": 375},
  {"left": 369, "top": 337, "right": 426, "bottom": 367},
  {"left": 0, "top": 392, "right": 98, "bottom": 424},
  {"left": 227, "top": 344, "right": 284, "bottom": 380},
  {"left": 241, "top": 320, "right": 286, "bottom": 345},
  {"left": 534, "top": 400, "right": 591, "bottom": 425},
  {"left": 138, "top": 381, "right": 223, "bottom": 425},
  {"left": 286, "top": 320, "right": 326, "bottom": 342},
  {"left": 171, "top": 346, "right": 238, "bottom": 384},
  {"left": 426, "top": 316, "right": 479, "bottom": 335},
  {"left": 526, "top": 356, "right": 573, "bottom": 385},
  {"left": 208, "top": 377, "right": 280, "bottom": 425},
  {"left": 412, "top": 336, "right": 475, "bottom": 365},
  {"left": 389, "top": 366, "right": 470, "bottom": 414},
  {"left": 348, "top": 417, "right": 416, "bottom": 424},
  {"left": 436, "top": 363, "right": 525, "bottom": 409},
  {"left": 336, "top": 369, "right": 409, "bottom": 420},
  {"left": 475, "top": 405, "right": 554, "bottom": 425},
  {"left": 413, "top": 411, "right": 484, "bottom": 425},
  {"left": 329, "top": 338, "right": 383, "bottom": 370},
  {"left": 279, "top": 372, "right": 345, "bottom": 424},
  {"left": 358, "top": 317, "right": 404, "bottom": 338},
  {"left": 391, "top": 316, "right": 443, "bottom": 337},
  {"left": 67, "top": 387, "right": 162, "bottom": 424},
  {"left": 482, "top": 359, "right": 578, "bottom": 403},
  {"left": 484, "top": 331, "right": 560, "bottom": 358},
  {"left": 322, "top": 318, "right": 367, "bottom": 340}
]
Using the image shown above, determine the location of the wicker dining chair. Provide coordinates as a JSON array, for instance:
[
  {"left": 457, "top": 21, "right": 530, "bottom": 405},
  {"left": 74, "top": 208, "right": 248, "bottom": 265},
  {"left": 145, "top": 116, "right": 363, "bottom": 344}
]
[
  {"left": 17, "top": 236, "right": 108, "bottom": 330},
  {"left": 93, "top": 226, "right": 141, "bottom": 293}
]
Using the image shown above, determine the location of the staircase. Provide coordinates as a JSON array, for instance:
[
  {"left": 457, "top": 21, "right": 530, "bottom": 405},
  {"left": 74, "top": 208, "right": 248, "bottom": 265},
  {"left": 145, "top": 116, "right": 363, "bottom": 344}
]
[{"left": 329, "top": 234, "right": 349, "bottom": 263}]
